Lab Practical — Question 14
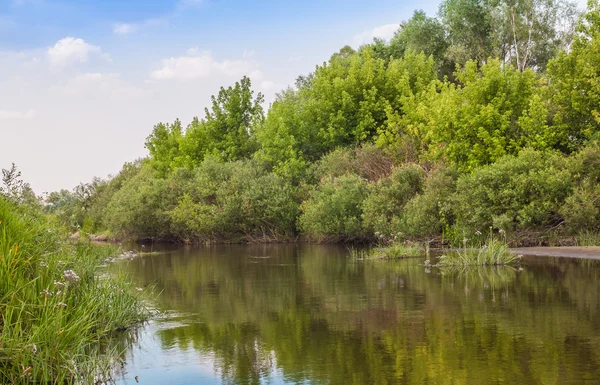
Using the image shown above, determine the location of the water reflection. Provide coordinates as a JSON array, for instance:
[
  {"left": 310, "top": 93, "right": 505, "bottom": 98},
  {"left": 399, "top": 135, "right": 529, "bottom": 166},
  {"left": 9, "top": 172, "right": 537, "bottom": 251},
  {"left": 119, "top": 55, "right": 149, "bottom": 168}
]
[{"left": 114, "top": 245, "right": 600, "bottom": 385}]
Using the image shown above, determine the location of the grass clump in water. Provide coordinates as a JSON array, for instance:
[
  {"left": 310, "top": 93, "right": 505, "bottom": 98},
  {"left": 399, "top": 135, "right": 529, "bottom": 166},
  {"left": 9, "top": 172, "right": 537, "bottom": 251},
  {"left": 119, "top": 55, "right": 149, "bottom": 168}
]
[
  {"left": 349, "top": 232, "right": 425, "bottom": 259},
  {"left": 368, "top": 242, "right": 424, "bottom": 259},
  {"left": 437, "top": 229, "right": 521, "bottom": 266},
  {"left": 0, "top": 197, "right": 149, "bottom": 384}
]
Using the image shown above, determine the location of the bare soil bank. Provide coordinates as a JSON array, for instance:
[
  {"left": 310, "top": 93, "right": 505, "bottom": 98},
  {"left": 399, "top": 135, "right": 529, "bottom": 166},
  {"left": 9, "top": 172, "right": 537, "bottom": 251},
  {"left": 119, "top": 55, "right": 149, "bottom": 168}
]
[{"left": 510, "top": 247, "right": 600, "bottom": 260}]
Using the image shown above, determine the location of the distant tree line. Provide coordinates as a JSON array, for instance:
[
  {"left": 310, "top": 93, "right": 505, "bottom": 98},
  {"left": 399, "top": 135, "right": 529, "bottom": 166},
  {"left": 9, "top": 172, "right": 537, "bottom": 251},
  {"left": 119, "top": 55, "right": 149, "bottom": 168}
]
[{"left": 41, "top": 0, "right": 600, "bottom": 245}]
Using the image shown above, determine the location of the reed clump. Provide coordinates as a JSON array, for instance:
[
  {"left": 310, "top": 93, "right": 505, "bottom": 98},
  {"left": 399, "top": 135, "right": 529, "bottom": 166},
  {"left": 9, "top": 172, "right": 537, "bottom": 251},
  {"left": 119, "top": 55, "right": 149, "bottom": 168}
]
[
  {"left": 437, "top": 229, "right": 521, "bottom": 266},
  {"left": 0, "top": 197, "right": 148, "bottom": 384},
  {"left": 349, "top": 232, "right": 425, "bottom": 260}
]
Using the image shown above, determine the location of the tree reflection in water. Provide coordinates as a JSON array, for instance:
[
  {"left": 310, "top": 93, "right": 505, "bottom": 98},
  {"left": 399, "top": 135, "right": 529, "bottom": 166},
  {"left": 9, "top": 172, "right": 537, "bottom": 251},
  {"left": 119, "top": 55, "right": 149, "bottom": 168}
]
[{"left": 114, "top": 244, "right": 600, "bottom": 385}]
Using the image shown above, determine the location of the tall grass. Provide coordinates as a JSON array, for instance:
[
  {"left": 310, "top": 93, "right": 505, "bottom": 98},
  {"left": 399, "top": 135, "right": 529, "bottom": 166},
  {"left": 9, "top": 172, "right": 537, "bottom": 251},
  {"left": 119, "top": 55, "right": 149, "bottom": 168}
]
[
  {"left": 0, "top": 197, "right": 148, "bottom": 384},
  {"left": 348, "top": 236, "right": 425, "bottom": 260},
  {"left": 575, "top": 230, "right": 600, "bottom": 246},
  {"left": 437, "top": 230, "right": 521, "bottom": 266}
]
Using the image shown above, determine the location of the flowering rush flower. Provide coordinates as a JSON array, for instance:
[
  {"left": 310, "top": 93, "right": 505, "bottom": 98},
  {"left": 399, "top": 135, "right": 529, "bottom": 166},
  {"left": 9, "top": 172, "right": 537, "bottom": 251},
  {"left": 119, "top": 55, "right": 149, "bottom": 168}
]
[{"left": 63, "top": 270, "right": 80, "bottom": 282}]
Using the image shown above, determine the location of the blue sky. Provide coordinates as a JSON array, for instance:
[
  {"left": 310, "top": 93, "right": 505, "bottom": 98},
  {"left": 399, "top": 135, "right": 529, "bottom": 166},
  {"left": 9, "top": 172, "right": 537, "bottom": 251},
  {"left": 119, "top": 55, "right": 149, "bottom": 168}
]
[{"left": 0, "top": 0, "right": 587, "bottom": 193}]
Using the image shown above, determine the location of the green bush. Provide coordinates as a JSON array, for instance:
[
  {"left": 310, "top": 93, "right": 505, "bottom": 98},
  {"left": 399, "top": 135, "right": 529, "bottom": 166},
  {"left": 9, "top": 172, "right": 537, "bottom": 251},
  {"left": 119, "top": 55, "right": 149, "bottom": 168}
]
[
  {"left": 104, "top": 164, "right": 178, "bottom": 239},
  {"left": 453, "top": 149, "right": 573, "bottom": 234},
  {"left": 400, "top": 166, "right": 458, "bottom": 237},
  {"left": 560, "top": 183, "right": 600, "bottom": 232},
  {"left": 310, "top": 143, "right": 394, "bottom": 184},
  {"left": 169, "top": 158, "right": 299, "bottom": 241},
  {"left": 362, "top": 164, "right": 425, "bottom": 236},
  {"left": 299, "top": 174, "right": 369, "bottom": 241}
]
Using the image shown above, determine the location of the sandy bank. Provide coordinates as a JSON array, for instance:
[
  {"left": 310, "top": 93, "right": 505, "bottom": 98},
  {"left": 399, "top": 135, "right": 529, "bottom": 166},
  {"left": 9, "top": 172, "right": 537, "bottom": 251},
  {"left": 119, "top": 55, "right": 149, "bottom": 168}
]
[{"left": 510, "top": 247, "right": 600, "bottom": 260}]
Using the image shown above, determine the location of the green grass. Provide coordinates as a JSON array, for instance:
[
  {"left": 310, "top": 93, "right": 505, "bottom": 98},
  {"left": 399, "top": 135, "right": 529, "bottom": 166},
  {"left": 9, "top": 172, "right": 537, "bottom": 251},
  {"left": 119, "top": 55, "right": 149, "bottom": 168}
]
[
  {"left": 350, "top": 242, "right": 425, "bottom": 259},
  {"left": 0, "top": 197, "right": 149, "bottom": 384},
  {"left": 575, "top": 230, "right": 600, "bottom": 246},
  {"left": 437, "top": 233, "right": 521, "bottom": 266}
]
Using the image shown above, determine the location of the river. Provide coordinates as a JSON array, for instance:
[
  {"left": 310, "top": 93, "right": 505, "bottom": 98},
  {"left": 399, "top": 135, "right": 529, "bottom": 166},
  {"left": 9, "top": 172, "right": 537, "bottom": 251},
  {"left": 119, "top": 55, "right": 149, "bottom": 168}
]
[{"left": 111, "top": 244, "right": 600, "bottom": 385}]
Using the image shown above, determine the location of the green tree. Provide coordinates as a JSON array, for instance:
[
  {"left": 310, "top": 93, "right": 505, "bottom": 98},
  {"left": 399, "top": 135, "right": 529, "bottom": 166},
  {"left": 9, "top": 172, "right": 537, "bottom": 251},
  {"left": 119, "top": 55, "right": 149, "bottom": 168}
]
[
  {"left": 440, "top": 0, "right": 495, "bottom": 66},
  {"left": 202, "top": 76, "right": 264, "bottom": 161},
  {"left": 546, "top": 0, "right": 600, "bottom": 150},
  {"left": 388, "top": 10, "right": 451, "bottom": 75},
  {"left": 144, "top": 119, "right": 185, "bottom": 177},
  {"left": 1, "top": 163, "right": 38, "bottom": 207},
  {"left": 491, "top": 0, "right": 579, "bottom": 71}
]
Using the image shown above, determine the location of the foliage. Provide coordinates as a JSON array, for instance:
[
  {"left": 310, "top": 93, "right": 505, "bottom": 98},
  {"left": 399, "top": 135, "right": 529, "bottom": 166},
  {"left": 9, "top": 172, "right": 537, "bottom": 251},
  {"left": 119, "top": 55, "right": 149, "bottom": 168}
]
[
  {"left": 396, "top": 60, "right": 539, "bottom": 170},
  {"left": 299, "top": 174, "right": 369, "bottom": 241},
  {"left": 453, "top": 149, "right": 573, "bottom": 234},
  {"left": 145, "top": 76, "right": 263, "bottom": 176},
  {"left": 436, "top": 230, "right": 521, "bottom": 266},
  {"left": 362, "top": 164, "right": 425, "bottom": 236},
  {"left": 546, "top": 0, "right": 600, "bottom": 151},
  {"left": 0, "top": 163, "right": 39, "bottom": 207},
  {"left": 168, "top": 158, "right": 299, "bottom": 242},
  {"left": 367, "top": 242, "right": 424, "bottom": 259},
  {"left": 0, "top": 197, "right": 147, "bottom": 383},
  {"left": 38, "top": 3, "right": 600, "bottom": 245},
  {"left": 257, "top": 49, "right": 437, "bottom": 180},
  {"left": 401, "top": 166, "right": 458, "bottom": 237},
  {"left": 310, "top": 143, "right": 394, "bottom": 183},
  {"left": 104, "top": 164, "right": 178, "bottom": 239}
]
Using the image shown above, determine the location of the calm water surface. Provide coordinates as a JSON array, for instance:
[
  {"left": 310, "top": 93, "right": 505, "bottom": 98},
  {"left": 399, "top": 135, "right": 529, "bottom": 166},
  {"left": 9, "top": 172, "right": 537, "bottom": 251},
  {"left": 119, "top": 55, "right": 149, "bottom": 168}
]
[{"left": 112, "top": 244, "right": 600, "bottom": 385}]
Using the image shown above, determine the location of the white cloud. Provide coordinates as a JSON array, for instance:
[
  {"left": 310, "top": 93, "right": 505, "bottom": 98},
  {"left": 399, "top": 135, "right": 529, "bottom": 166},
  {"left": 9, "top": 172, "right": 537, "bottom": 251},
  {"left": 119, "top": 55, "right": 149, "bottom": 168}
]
[
  {"left": 47, "top": 37, "right": 106, "bottom": 67},
  {"left": 151, "top": 51, "right": 263, "bottom": 81},
  {"left": 186, "top": 47, "right": 200, "bottom": 56},
  {"left": 243, "top": 49, "right": 255, "bottom": 58},
  {"left": 112, "top": 18, "right": 167, "bottom": 36},
  {"left": 0, "top": 108, "right": 36, "bottom": 119},
  {"left": 354, "top": 23, "right": 399, "bottom": 46},
  {"left": 113, "top": 23, "right": 137, "bottom": 35}
]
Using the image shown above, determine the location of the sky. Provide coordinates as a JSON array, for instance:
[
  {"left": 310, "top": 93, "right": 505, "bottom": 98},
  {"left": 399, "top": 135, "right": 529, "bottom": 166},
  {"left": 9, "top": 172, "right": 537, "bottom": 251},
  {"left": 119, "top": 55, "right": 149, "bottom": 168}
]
[{"left": 0, "top": 0, "right": 588, "bottom": 194}]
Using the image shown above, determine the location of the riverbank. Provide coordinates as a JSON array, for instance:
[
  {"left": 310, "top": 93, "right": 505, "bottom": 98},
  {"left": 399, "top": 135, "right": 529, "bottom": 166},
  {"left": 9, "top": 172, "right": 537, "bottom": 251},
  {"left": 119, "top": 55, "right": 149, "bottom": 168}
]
[
  {"left": 510, "top": 246, "right": 600, "bottom": 260},
  {"left": 0, "top": 197, "right": 149, "bottom": 384}
]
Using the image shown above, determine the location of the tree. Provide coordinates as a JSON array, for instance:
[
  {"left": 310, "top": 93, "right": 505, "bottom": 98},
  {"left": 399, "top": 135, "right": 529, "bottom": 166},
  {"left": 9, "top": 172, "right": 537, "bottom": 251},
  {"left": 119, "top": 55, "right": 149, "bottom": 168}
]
[
  {"left": 389, "top": 10, "right": 450, "bottom": 65},
  {"left": 440, "top": 0, "right": 495, "bottom": 66},
  {"left": 1, "top": 163, "right": 38, "bottom": 206},
  {"left": 491, "top": 0, "right": 579, "bottom": 71},
  {"left": 546, "top": 0, "right": 600, "bottom": 149},
  {"left": 202, "top": 76, "right": 264, "bottom": 161},
  {"left": 144, "top": 119, "right": 185, "bottom": 177}
]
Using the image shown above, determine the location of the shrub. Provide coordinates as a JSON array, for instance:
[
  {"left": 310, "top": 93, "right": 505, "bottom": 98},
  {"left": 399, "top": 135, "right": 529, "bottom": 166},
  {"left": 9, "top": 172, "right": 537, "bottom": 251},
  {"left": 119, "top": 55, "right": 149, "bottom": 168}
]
[
  {"left": 559, "top": 183, "right": 600, "bottom": 232},
  {"left": 362, "top": 164, "right": 425, "bottom": 236},
  {"left": 452, "top": 149, "right": 572, "bottom": 234},
  {"left": 400, "top": 166, "right": 458, "bottom": 238},
  {"left": 104, "top": 164, "right": 177, "bottom": 239},
  {"left": 169, "top": 158, "right": 300, "bottom": 241},
  {"left": 299, "top": 174, "right": 369, "bottom": 241},
  {"left": 310, "top": 143, "right": 395, "bottom": 184}
]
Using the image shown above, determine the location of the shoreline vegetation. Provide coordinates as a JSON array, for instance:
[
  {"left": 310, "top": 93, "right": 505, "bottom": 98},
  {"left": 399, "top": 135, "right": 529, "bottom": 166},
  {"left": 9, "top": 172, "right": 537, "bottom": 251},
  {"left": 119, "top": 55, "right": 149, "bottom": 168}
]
[
  {"left": 0, "top": 197, "right": 148, "bottom": 384},
  {"left": 2, "top": 0, "right": 600, "bottom": 382},
  {"left": 37, "top": 0, "right": 600, "bottom": 250}
]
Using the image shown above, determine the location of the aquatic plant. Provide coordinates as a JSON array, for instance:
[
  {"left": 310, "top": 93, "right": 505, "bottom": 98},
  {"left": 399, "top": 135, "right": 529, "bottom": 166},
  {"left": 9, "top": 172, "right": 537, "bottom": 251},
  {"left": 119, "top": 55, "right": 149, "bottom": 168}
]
[{"left": 437, "top": 229, "right": 521, "bottom": 266}]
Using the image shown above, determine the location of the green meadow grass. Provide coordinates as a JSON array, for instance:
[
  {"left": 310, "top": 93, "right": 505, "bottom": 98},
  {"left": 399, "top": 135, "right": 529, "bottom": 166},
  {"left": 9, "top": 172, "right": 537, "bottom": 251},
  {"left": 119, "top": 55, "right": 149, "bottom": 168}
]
[{"left": 0, "top": 197, "right": 148, "bottom": 384}]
